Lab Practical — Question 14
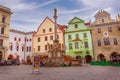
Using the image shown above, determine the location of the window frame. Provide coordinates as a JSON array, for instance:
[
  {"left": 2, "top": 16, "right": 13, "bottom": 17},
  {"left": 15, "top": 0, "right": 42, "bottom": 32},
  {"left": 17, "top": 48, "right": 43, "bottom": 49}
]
[
  {"left": 75, "top": 42, "right": 79, "bottom": 49},
  {"left": 113, "top": 38, "right": 118, "bottom": 45},
  {"left": 104, "top": 38, "right": 110, "bottom": 45},
  {"left": 69, "top": 43, "right": 73, "bottom": 49}
]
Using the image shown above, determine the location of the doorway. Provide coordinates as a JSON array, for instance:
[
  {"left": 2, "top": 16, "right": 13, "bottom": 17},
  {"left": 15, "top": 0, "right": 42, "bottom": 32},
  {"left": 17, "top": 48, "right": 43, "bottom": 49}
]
[
  {"left": 85, "top": 55, "right": 92, "bottom": 63},
  {"left": 0, "top": 51, "right": 2, "bottom": 61},
  {"left": 97, "top": 54, "right": 105, "bottom": 61}
]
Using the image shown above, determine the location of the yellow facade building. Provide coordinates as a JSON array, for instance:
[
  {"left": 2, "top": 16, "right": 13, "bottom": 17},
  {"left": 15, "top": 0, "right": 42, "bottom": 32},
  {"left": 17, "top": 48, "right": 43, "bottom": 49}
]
[
  {"left": 32, "top": 17, "right": 66, "bottom": 56},
  {"left": 0, "top": 5, "right": 12, "bottom": 60},
  {"left": 90, "top": 10, "right": 120, "bottom": 61}
]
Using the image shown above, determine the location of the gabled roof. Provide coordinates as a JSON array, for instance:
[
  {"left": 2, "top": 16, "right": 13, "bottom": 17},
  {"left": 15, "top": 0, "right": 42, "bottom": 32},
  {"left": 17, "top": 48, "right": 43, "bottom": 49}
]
[
  {"left": 68, "top": 17, "right": 84, "bottom": 24},
  {"left": 36, "top": 16, "right": 67, "bottom": 33}
]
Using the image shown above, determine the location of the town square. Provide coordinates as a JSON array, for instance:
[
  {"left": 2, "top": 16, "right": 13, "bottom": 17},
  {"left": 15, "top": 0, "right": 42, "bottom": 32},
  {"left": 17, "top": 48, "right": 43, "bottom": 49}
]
[
  {"left": 0, "top": 0, "right": 120, "bottom": 80},
  {"left": 0, "top": 64, "right": 120, "bottom": 80}
]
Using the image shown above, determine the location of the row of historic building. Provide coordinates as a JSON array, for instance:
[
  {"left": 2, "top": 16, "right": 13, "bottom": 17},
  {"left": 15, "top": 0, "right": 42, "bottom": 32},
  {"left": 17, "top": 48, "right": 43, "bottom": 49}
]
[
  {"left": 32, "top": 10, "right": 120, "bottom": 63},
  {"left": 0, "top": 5, "right": 120, "bottom": 63}
]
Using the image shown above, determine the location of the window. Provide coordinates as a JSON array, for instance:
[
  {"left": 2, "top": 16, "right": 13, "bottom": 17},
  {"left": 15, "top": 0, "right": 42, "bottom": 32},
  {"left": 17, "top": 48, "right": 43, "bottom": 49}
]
[
  {"left": 84, "top": 42, "right": 88, "bottom": 48},
  {"left": 29, "top": 46, "right": 31, "bottom": 52},
  {"left": 49, "top": 28, "right": 52, "bottom": 32},
  {"left": 57, "top": 35, "right": 59, "bottom": 39},
  {"left": 50, "top": 44, "right": 53, "bottom": 49},
  {"left": 24, "top": 37, "right": 26, "bottom": 42},
  {"left": 97, "top": 39, "right": 101, "bottom": 46},
  {"left": 83, "top": 33, "right": 87, "bottom": 38},
  {"left": 0, "top": 39, "right": 3, "bottom": 46},
  {"left": 2, "top": 16, "right": 6, "bottom": 23},
  {"left": 75, "top": 42, "right": 79, "bottom": 49},
  {"left": 38, "top": 37, "right": 40, "bottom": 42},
  {"left": 10, "top": 45, "right": 13, "bottom": 51},
  {"left": 16, "top": 45, "right": 19, "bottom": 51},
  {"left": 27, "top": 47, "right": 29, "bottom": 52},
  {"left": 43, "top": 29, "right": 45, "bottom": 33},
  {"left": 76, "top": 34, "right": 79, "bottom": 38},
  {"left": 14, "top": 37, "right": 17, "bottom": 41},
  {"left": 27, "top": 39, "right": 28, "bottom": 42},
  {"left": 108, "top": 27, "right": 112, "bottom": 32},
  {"left": 102, "top": 18, "right": 104, "bottom": 23},
  {"left": 45, "top": 36, "right": 47, "bottom": 41},
  {"left": 118, "top": 27, "right": 120, "bottom": 31},
  {"left": 104, "top": 38, "right": 110, "bottom": 45},
  {"left": 75, "top": 24, "right": 78, "bottom": 28},
  {"left": 30, "top": 39, "right": 31, "bottom": 41},
  {"left": 45, "top": 45, "right": 47, "bottom": 50},
  {"left": 22, "top": 46, "right": 24, "bottom": 52},
  {"left": 38, "top": 46, "right": 40, "bottom": 51},
  {"left": 1, "top": 27, "right": 4, "bottom": 34},
  {"left": 98, "top": 28, "right": 101, "bottom": 33},
  {"left": 50, "top": 36, "right": 53, "bottom": 40},
  {"left": 86, "top": 51, "right": 89, "bottom": 54},
  {"left": 69, "top": 43, "right": 72, "bottom": 49},
  {"left": 68, "top": 35, "right": 71, "bottom": 39},
  {"left": 113, "top": 38, "right": 118, "bottom": 45},
  {"left": 19, "top": 38, "right": 21, "bottom": 41}
]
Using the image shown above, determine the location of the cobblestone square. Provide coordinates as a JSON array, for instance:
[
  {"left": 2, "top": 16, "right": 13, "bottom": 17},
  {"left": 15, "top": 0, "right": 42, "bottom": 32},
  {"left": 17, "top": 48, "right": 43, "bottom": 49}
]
[{"left": 0, "top": 64, "right": 120, "bottom": 80}]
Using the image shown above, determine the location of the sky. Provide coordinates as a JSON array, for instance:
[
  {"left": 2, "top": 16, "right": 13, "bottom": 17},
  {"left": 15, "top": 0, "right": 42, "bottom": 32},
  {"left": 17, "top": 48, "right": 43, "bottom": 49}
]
[{"left": 0, "top": 0, "right": 120, "bottom": 32}]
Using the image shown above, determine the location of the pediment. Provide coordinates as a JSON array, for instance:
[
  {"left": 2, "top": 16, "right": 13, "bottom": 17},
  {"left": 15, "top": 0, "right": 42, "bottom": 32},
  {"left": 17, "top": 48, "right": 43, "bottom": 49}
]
[{"left": 68, "top": 17, "right": 84, "bottom": 24}]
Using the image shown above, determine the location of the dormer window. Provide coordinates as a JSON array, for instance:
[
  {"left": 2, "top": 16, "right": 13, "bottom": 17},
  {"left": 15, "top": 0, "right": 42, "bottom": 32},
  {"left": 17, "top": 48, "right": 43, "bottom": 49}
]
[
  {"left": 75, "top": 24, "right": 78, "bottom": 28},
  {"left": 43, "top": 29, "right": 45, "bottom": 33}
]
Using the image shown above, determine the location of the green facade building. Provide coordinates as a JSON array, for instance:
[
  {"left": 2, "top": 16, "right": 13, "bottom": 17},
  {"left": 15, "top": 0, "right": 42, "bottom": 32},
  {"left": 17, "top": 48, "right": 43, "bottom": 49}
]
[{"left": 64, "top": 17, "right": 94, "bottom": 63}]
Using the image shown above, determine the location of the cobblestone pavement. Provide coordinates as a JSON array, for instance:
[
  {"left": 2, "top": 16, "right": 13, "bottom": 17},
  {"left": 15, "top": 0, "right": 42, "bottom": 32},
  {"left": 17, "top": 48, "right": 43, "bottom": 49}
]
[{"left": 0, "top": 64, "right": 120, "bottom": 80}]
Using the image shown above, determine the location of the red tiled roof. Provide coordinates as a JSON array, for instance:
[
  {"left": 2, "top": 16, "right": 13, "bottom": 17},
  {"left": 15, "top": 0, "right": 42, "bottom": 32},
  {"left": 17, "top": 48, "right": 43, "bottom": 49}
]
[
  {"left": 84, "top": 22, "right": 90, "bottom": 26},
  {"left": 63, "top": 55, "right": 77, "bottom": 61}
]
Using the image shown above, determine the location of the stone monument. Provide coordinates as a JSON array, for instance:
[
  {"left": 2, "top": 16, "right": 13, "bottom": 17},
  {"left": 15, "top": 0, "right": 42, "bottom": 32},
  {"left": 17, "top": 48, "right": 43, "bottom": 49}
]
[{"left": 47, "top": 8, "right": 64, "bottom": 65}]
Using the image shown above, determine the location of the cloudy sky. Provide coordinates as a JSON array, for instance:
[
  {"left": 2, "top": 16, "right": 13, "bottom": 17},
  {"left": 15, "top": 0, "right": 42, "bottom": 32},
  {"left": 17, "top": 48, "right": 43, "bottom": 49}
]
[{"left": 0, "top": 0, "right": 120, "bottom": 32}]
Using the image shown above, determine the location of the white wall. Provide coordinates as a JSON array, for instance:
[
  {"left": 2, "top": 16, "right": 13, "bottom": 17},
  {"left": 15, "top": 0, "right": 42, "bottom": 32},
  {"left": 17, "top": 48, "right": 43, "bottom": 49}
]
[{"left": 8, "top": 30, "right": 34, "bottom": 62}]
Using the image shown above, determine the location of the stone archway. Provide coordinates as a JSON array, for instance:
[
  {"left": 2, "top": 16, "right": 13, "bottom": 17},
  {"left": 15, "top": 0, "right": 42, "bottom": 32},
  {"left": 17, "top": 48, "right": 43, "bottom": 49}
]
[
  {"left": 8, "top": 54, "right": 14, "bottom": 60},
  {"left": 110, "top": 52, "right": 120, "bottom": 62},
  {"left": 97, "top": 54, "right": 105, "bottom": 61},
  {"left": 76, "top": 56, "right": 82, "bottom": 63},
  {"left": 85, "top": 55, "right": 92, "bottom": 63},
  {"left": 0, "top": 51, "right": 2, "bottom": 61}
]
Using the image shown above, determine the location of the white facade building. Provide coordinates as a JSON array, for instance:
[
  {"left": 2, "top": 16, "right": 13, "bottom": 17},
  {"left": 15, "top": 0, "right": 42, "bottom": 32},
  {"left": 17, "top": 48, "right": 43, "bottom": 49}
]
[{"left": 8, "top": 29, "right": 34, "bottom": 62}]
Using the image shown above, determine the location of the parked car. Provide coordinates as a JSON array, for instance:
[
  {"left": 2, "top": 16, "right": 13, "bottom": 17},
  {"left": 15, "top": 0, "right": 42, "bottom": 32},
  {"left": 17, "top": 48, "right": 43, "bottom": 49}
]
[
  {"left": 0, "top": 60, "right": 4, "bottom": 66},
  {"left": 6, "top": 60, "right": 13, "bottom": 65},
  {"left": 12, "top": 59, "right": 20, "bottom": 65}
]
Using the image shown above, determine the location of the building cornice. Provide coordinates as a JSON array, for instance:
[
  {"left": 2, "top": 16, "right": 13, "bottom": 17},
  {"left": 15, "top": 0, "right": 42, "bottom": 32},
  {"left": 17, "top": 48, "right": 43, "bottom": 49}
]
[
  {"left": 10, "top": 29, "right": 35, "bottom": 35},
  {"left": 90, "top": 22, "right": 119, "bottom": 28},
  {"left": 65, "top": 29, "right": 90, "bottom": 33},
  {"left": 0, "top": 5, "right": 12, "bottom": 14}
]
